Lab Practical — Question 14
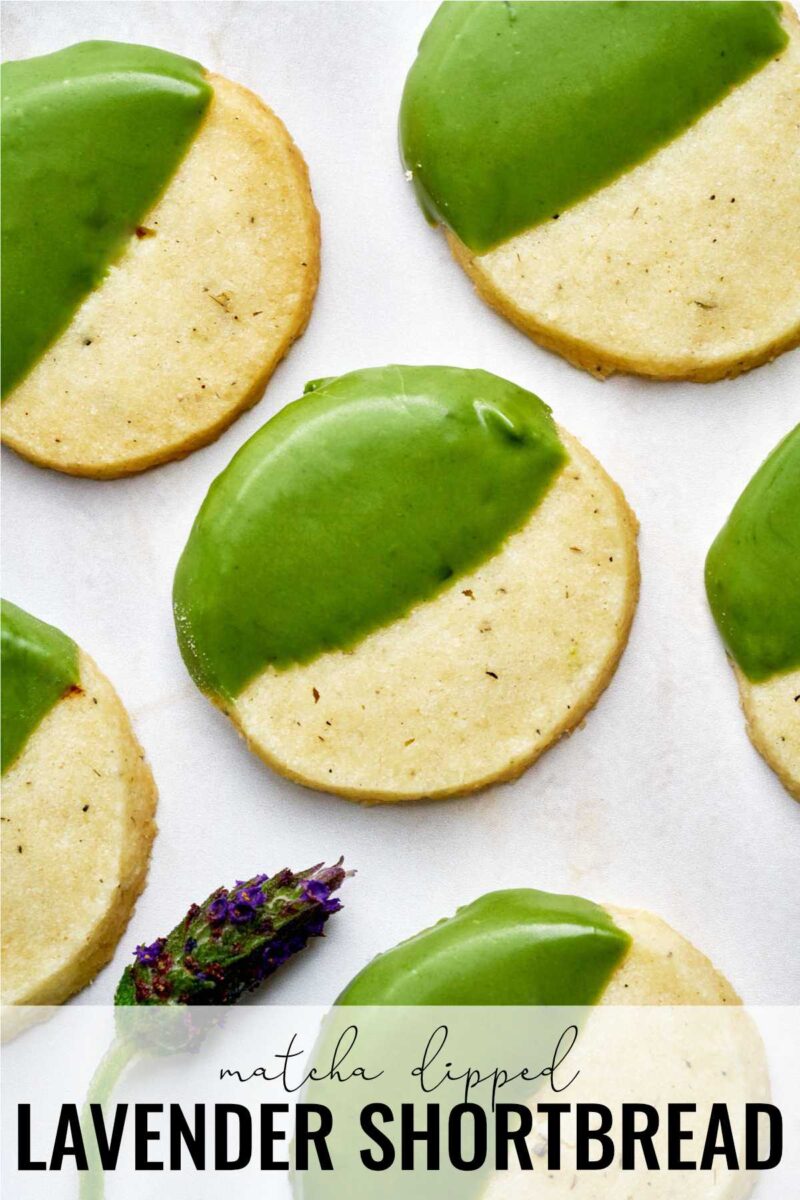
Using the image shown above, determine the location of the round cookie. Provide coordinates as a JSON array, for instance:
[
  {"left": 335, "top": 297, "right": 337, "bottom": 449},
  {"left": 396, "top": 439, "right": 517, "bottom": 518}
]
[
  {"left": 705, "top": 424, "right": 800, "bottom": 800},
  {"left": 338, "top": 889, "right": 740, "bottom": 1007},
  {"left": 400, "top": 2, "right": 800, "bottom": 382},
  {"left": 1, "top": 601, "right": 157, "bottom": 1006},
  {"left": 1, "top": 42, "right": 319, "bottom": 478},
  {"left": 324, "top": 892, "right": 764, "bottom": 1200},
  {"left": 173, "top": 365, "right": 639, "bottom": 802}
]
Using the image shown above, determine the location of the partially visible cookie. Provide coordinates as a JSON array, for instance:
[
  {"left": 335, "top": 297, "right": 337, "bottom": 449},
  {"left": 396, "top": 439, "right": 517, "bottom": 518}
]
[
  {"left": 736, "top": 667, "right": 800, "bottom": 799},
  {"left": 1, "top": 42, "right": 319, "bottom": 477},
  {"left": 601, "top": 907, "right": 740, "bottom": 1006},
  {"left": 337, "top": 890, "right": 741, "bottom": 1006},
  {"left": 335, "top": 893, "right": 763, "bottom": 1200},
  {"left": 705, "top": 424, "right": 800, "bottom": 800},
  {"left": 336, "top": 889, "right": 633, "bottom": 1005},
  {"left": 478, "top": 899, "right": 761, "bottom": 1200},
  {"left": 401, "top": 2, "right": 799, "bottom": 381},
  {"left": 1, "top": 601, "right": 157, "bottom": 1005},
  {"left": 174, "top": 365, "right": 638, "bottom": 802}
]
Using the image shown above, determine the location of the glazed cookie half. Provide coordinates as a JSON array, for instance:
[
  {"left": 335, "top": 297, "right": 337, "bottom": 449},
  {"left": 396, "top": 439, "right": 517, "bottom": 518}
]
[
  {"left": 1, "top": 41, "right": 319, "bottom": 477},
  {"left": 174, "top": 366, "right": 638, "bottom": 802},
  {"left": 338, "top": 889, "right": 738, "bottom": 1007},
  {"left": 401, "top": 2, "right": 800, "bottom": 381},
  {"left": 1, "top": 601, "right": 157, "bottom": 1005},
  {"left": 706, "top": 425, "right": 800, "bottom": 800}
]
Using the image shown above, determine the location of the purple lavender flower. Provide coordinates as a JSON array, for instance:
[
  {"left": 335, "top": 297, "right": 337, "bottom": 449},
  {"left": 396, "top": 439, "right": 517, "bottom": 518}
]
[
  {"left": 207, "top": 894, "right": 228, "bottom": 925},
  {"left": 231, "top": 880, "right": 267, "bottom": 909},
  {"left": 227, "top": 898, "right": 257, "bottom": 924},
  {"left": 301, "top": 878, "right": 343, "bottom": 913},
  {"left": 134, "top": 939, "right": 165, "bottom": 967},
  {"left": 116, "top": 860, "right": 350, "bottom": 1006}
]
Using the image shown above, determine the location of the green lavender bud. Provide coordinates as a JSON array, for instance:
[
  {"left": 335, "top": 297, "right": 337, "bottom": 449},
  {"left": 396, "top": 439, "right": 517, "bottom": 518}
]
[{"left": 115, "top": 860, "right": 348, "bottom": 1006}]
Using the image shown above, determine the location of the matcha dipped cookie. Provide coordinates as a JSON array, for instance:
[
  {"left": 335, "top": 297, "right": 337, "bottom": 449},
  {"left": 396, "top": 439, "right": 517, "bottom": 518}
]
[
  {"left": 706, "top": 425, "right": 800, "bottom": 800},
  {"left": 174, "top": 365, "right": 639, "bottom": 801},
  {"left": 338, "top": 889, "right": 737, "bottom": 1007},
  {"left": 400, "top": 2, "right": 800, "bottom": 382},
  {"left": 1, "top": 601, "right": 157, "bottom": 1005},
  {"left": 1, "top": 41, "right": 319, "bottom": 477},
  {"left": 300, "top": 891, "right": 764, "bottom": 1200}
]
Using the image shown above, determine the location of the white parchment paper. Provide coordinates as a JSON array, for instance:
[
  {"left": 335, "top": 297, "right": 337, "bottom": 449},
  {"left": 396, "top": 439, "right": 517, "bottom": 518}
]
[{"left": 2, "top": 1, "right": 799, "bottom": 1007}]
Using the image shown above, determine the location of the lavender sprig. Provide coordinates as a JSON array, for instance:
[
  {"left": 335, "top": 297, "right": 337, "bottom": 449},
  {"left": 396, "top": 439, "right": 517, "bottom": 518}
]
[
  {"left": 80, "top": 861, "right": 349, "bottom": 1200},
  {"left": 116, "top": 860, "right": 348, "bottom": 1005}
]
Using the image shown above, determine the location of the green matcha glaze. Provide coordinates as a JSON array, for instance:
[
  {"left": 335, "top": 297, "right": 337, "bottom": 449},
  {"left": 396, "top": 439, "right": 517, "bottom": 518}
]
[
  {"left": 294, "top": 891, "right": 630, "bottom": 1199},
  {"left": 1, "top": 41, "right": 211, "bottom": 396},
  {"left": 400, "top": 1, "right": 787, "bottom": 254},
  {"left": 705, "top": 425, "right": 800, "bottom": 683},
  {"left": 337, "top": 889, "right": 630, "bottom": 1006},
  {"left": 1, "top": 600, "right": 79, "bottom": 774},
  {"left": 173, "top": 366, "right": 566, "bottom": 701}
]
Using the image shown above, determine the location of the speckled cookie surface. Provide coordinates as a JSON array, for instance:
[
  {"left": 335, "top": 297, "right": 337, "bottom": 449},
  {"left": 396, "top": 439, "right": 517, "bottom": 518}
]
[
  {"left": 2, "top": 72, "right": 319, "bottom": 477},
  {"left": 1, "top": 651, "right": 157, "bottom": 1006},
  {"left": 736, "top": 667, "right": 800, "bottom": 800},
  {"left": 602, "top": 907, "right": 740, "bottom": 1005},
  {"left": 482, "top": 909, "right": 763, "bottom": 1200},
  {"left": 435, "top": 6, "right": 800, "bottom": 381},
  {"left": 230, "top": 430, "right": 638, "bottom": 801}
]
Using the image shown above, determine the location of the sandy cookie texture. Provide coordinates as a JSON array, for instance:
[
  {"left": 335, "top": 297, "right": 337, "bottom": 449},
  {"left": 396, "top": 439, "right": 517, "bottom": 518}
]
[
  {"left": 232, "top": 431, "right": 638, "bottom": 801},
  {"left": 1, "top": 73, "right": 319, "bottom": 477},
  {"left": 1, "top": 652, "right": 157, "bottom": 1006},
  {"left": 450, "top": 6, "right": 800, "bottom": 381},
  {"left": 602, "top": 907, "right": 739, "bottom": 1005},
  {"left": 736, "top": 667, "right": 800, "bottom": 801},
  {"left": 483, "top": 910, "right": 764, "bottom": 1200}
]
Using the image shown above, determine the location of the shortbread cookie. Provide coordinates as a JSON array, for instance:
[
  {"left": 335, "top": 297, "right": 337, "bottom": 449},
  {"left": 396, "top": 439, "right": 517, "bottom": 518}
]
[
  {"left": 1, "top": 41, "right": 319, "bottom": 477},
  {"left": 326, "top": 892, "right": 762, "bottom": 1200},
  {"left": 174, "top": 365, "right": 638, "bottom": 801},
  {"left": 1, "top": 601, "right": 157, "bottom": 1005},
  {"left": 706, "top": 425, "right": 800, "bottom": 799},
  {"left": 401, "top": 2, "right": 799, "bottom": 381},
  {"left": 334, "top": 893, "right": 764, "bottom": 1200},
  {"left": 337, "top": 889, "right": 737, "bottom": 1006}
]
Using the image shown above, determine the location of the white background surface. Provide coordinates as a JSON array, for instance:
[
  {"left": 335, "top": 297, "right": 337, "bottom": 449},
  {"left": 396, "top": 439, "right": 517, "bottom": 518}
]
[{"left": 2, "top": 0, "right": 799, "bottom": 1008}]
